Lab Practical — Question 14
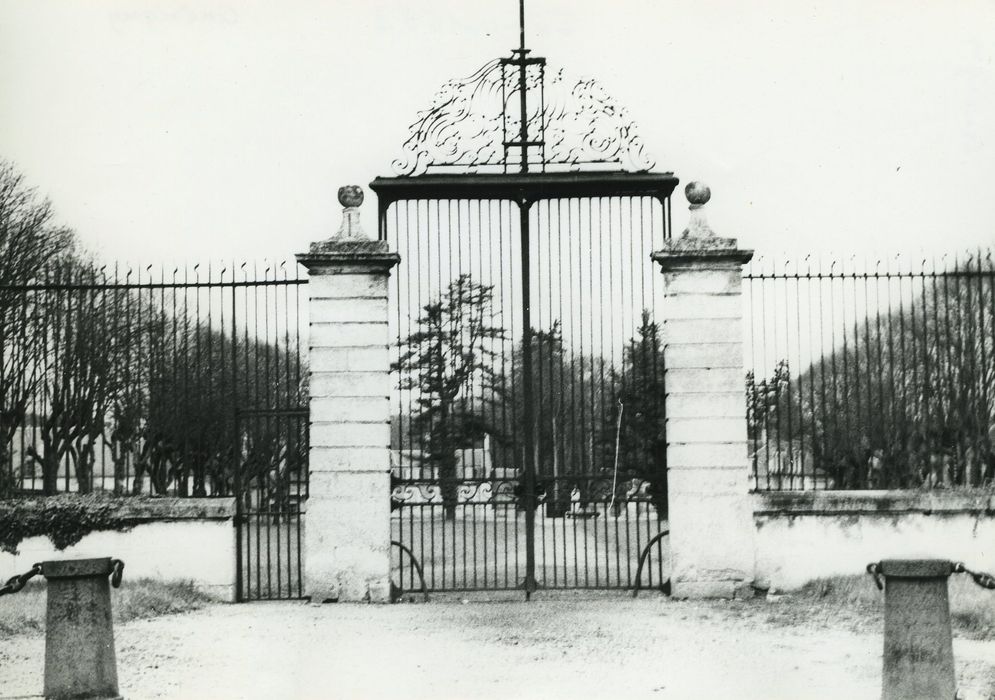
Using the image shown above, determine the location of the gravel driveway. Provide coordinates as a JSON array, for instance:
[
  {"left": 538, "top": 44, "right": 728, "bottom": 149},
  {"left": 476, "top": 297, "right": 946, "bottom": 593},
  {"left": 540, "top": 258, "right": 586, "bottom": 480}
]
[{"left": 2, "top": 594, "right": 993, "bottom": 699}]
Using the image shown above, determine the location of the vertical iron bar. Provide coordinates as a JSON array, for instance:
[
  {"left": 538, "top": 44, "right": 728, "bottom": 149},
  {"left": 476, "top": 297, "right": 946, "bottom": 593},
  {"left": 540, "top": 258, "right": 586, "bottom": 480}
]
[
  {"left": 519, "top": 196, "right": 537, "bottom": 598},
  {"left": 231, "top": 263, "right": 243, "bottom": 601}
]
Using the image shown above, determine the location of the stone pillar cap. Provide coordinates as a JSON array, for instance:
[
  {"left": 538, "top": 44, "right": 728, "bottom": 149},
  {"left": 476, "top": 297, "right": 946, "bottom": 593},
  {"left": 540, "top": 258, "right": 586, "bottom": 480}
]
[
  {"left": 297, "top": 185, "right": 401, "bottom": 271},
  {"left": 651, "top": 240, "right": 754, "bottom": 268},
  {"left": 877, "top": 559, "right": 955, "bottom": 579},
  {"left": 652, "top": 179, "right": 753, "bottom": 267},
  {"left": 297, "top": 239, "right": 400, "bottom": 271},
  {"left": 42, "top": 557, "right": 114, "bottom": 579}
]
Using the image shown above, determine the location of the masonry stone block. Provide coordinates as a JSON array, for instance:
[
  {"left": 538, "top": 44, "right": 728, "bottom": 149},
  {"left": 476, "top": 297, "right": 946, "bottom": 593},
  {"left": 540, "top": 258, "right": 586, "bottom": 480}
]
[
  {"left": 310, "top": 422, "right": 390, "bottom": 448},
  {"left": 663, "top": 318, "right": 743, "bottom": 344},
  {"left": 310, "top": 445, "right": 389, "bottom": 473},
  {"left": 308, "top": 272, "right": 388, "bottom": 300},
  {"left": 305, "top": 470, "right": 391, "bottom": 602},
  {"left": 668, "top": 494, "right": 754, "bottom": 592},
  {"left": 310, "top": 371, "right": 390, "bottom": 398},
  {"left": 662, "top": 268, "right": 742, "bottom": 296},
  {"left": 312, "top": 296, "right": 388, "bottom": 323},
  {"left": 670, "top": 580, "right": 743, "bottom": 599},
  {"left": 310, "top": 396, "right": 391, "bottom": 423},
  {"left": 664, "top": 293, "right": 744, "bottom": 320},
  {"left": 667, "top": 467, "right": 749, "bottom": 495},
  {"left": 665, "top": 367, "right": 745, "bottom": 394},
  {"left": 667, "top": 417, "right": 748, "bottom": 444},
  {"left": 664, "top": 342, "right": 743, "bottom": 369},
  {"left": 666, "top": 442, "right": 749, "bottom": 469},
  {"left": 310, "top": 346, "right": 391, "bottom": 373},
  {"left": 310, "top": 321, "right": 389, "bottom": 348},
  {"left": 665, "top": 392, "right": 744, "bottom": 418}
]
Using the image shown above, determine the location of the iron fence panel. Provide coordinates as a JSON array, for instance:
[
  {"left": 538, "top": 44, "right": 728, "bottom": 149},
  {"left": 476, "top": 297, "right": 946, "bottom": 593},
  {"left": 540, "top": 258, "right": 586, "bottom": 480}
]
[
  {"left": 0, "top": 261, "right": 309, "bottom": 601},
  {"left": 745, "top": 251, "right": 995, "bottom": 491}
]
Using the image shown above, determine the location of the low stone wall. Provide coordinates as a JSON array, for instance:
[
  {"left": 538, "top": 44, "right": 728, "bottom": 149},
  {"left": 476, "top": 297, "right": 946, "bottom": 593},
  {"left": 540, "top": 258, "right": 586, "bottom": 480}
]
[
  {"left": 0, "top": 498, "right": 237, "bottom": 601},
  {"left": 753, "top": 490, "right": 995, "bottom": 590}
]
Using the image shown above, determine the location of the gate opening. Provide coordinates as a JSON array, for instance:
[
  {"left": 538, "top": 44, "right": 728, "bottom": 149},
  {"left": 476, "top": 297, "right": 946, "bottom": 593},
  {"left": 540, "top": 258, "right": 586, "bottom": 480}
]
[{"left": 376, "top": 174, "right": 677, "bottom": 595}]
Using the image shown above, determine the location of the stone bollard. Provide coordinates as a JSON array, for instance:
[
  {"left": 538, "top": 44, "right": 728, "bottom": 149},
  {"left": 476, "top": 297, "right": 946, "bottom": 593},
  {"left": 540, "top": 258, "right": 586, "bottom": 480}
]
[
  {"left": 868, "top": 559, "right": 956, "bottom": 700},
  {"left": 42, "top": 557, "right": 124, "bottom": 700}
]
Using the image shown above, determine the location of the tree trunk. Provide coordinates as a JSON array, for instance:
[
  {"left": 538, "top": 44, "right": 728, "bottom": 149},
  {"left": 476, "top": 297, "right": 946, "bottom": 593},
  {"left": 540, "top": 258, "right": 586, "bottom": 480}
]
[
  {"left": 74, "top": 440, "right": 95, "bottom": 494},
  {"left": 548, "top": 415, "right": 568, "bottom": 518},
  {"left": 0, "top": 443, "right": 11, "bottom": 497},
  {"left": 113, "top": 450, "right": 128, "bottom": 496},
  {"left": 41, "top": 452, "right": 60, "bottom": 496},
  {"left": 193, "top": 470, "right": 207, "bottom": 497}
]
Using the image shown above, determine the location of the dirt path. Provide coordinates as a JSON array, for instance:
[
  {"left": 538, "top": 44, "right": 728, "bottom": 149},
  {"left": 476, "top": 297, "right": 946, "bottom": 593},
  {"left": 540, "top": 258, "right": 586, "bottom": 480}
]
[{"left": 2, "top": 595, "right": 993, "bottom": 699}]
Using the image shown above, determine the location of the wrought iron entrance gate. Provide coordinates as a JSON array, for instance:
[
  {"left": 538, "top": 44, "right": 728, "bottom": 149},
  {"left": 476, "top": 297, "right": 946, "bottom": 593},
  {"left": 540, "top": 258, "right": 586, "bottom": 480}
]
[{"left": 376, "top": 13, "right": 677, "bottom": 596}]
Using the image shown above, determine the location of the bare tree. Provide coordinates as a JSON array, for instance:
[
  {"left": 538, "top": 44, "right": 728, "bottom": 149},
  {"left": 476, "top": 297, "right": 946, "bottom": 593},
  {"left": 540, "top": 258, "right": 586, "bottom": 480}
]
[
  {"left": 27, "top": 260, "right": 134, "bottom": 494},
  {"left": 765, "top": 255, "right": 995, "bottom": 488},
  {"left": 0, "top": 161, "right": 74, "bottom": 495}
]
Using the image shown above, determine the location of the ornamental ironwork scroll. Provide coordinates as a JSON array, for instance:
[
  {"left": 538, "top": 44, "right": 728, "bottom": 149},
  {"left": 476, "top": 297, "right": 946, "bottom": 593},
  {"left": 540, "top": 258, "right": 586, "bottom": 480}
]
[{"left": 392, "top": 56, "right": 656, "bottom": 176}]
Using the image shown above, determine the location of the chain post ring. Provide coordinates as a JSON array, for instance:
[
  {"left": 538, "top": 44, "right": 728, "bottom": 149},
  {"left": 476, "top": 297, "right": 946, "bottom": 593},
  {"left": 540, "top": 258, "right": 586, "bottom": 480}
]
[
  {"left": 866, "top": 562, "right": 884, "bottom": 591},
  {"left": 110, "top": 559, "right": 125, "bottom": 588}
]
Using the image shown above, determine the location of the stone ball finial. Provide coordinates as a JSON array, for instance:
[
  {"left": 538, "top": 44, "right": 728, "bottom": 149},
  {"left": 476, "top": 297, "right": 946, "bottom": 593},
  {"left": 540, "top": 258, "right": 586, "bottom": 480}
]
[
  {"left": 338, "top": 185, "right": 364, "bottom": 208},
  {"left": 333, "top": 185, "right": 368, "bottom": 240},
  {"left": 685, "top": 181, "right": 711, "bottom": 207}
]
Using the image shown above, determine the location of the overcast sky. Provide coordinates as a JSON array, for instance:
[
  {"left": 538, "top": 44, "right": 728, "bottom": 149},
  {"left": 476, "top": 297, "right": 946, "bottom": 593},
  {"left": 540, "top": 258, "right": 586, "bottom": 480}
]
[{"left": 2, "top": 0, "right": 994, "bottom": 264}]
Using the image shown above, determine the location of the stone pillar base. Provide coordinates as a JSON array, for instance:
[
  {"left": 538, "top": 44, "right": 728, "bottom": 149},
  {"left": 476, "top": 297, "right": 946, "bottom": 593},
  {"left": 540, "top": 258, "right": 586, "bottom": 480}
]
[
  {"left": 671, "top": 575, "right": 756, "bottom": 600},
  {"left": 305, "top": 471, "right": 392, "bottom": 603}
]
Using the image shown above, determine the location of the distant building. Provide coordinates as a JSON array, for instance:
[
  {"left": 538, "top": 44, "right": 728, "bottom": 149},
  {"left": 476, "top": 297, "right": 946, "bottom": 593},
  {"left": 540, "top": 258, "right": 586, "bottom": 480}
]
[{"left": 750, "top": 437, "right": 834, "bottom": 490}]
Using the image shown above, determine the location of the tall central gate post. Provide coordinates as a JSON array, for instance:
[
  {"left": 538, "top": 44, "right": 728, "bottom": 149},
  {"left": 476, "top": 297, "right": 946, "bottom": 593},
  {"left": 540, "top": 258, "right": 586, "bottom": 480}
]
[
  {"left": 652, "top": 182, "right": 756, "bottom": 599},
  {"left": 297, "top": 186, "right": 400, "bottom": 602}
]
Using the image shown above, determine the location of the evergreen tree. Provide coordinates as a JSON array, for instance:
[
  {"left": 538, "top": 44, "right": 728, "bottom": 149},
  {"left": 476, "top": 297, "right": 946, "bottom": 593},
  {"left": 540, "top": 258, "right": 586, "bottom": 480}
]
[
  {"left": 392, "top": 275, "right": 505, "bottom": 519},
  {"left": 604, "top": 310, "right": 668, "bottom": 519}
]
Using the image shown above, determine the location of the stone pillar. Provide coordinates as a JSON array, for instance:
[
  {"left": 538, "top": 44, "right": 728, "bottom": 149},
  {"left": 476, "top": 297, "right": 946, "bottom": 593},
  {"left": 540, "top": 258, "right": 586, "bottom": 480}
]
[
  {"left": 297, "top": 185, "right": 399, "bottom": 602},
  {"left": 873, "top": 559, "right": 957, "bottom": 700},
  {"left": 42, "top": 558, "right": 120, "bottom": 700},
  {"left": 651, "top": 181, "right": 755, "bottom": 599}
]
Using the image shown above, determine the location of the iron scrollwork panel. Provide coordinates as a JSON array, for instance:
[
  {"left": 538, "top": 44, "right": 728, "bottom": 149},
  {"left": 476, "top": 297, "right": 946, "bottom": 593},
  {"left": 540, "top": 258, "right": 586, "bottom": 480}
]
[{"left": 392, "top": 58, "right": 656, "bottom": 176}]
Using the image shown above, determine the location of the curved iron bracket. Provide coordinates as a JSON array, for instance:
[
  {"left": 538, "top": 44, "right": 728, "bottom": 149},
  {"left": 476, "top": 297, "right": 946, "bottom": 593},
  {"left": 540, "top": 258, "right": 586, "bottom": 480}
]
[
  {"left": 631, "top": 529, "right": 670, "bottom": 598},
  {"left": 390, "top": 540, "right": 430, "bottom": 603}
]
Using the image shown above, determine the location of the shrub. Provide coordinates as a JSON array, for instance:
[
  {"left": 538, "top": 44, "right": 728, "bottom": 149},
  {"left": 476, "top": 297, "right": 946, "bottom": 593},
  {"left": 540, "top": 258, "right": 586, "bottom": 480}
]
[{"left": 0, "top": 493, "right": 145, "bottom": 554}]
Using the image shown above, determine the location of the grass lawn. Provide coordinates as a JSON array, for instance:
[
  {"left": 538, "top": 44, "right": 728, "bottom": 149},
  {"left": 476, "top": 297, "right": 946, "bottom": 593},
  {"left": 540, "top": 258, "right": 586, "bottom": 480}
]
[
  {"left": 0, "top": 579, "right": 216, "bottom": 639},
  {"left": 741, "top": 573, "right": 995, "bottom": 641}
]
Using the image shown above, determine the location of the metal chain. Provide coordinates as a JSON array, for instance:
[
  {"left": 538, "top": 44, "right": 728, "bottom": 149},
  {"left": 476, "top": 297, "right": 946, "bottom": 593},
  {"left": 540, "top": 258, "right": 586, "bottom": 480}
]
[
  {"left": 0, "top": 564, "right": 42, "bottom": 597},
  {"left": 953, "top": 562, "right": 995, "bottom": 590},
  {"left": 110, "top": 559, "right": 125, "bottom": 588},
  {"left": 0, "top": 559, "right": 125, "bottom": 595}
]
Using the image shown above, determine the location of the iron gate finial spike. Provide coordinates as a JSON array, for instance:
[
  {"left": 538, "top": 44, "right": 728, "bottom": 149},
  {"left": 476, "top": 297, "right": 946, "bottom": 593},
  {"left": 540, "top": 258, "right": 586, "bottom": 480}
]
[{"left": 519, "top": 0, "right": 526, "bottom": 52}]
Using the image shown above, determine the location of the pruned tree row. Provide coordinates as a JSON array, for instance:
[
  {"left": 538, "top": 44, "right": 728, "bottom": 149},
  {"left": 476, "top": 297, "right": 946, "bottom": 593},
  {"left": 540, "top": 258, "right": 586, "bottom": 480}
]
[
  {"left": 0, "top": 162, "right": 307, "bottom": 498},
  {"left": 749, "top": 258, "right": 995, "bottom": 490}
]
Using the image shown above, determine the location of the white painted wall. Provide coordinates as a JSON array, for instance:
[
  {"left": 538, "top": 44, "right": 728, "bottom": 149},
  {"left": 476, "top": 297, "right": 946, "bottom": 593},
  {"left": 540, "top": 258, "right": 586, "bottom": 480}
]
[
  {"left": 1, "top": 519, "right": 237, "bottom": 601},
  {"left": 754, "top": 492, "right": 995, "bottom": 591}
]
